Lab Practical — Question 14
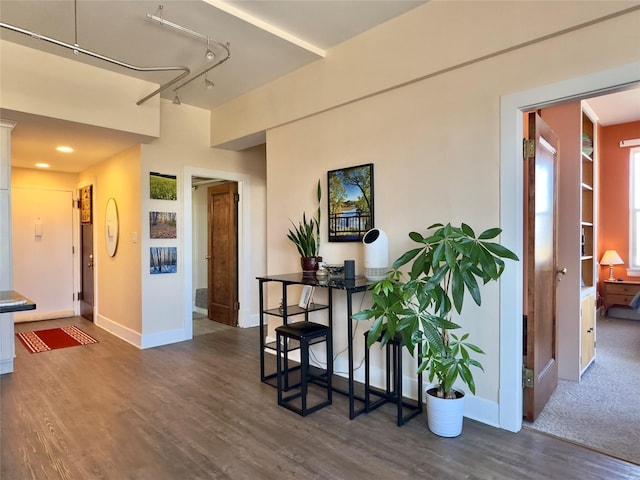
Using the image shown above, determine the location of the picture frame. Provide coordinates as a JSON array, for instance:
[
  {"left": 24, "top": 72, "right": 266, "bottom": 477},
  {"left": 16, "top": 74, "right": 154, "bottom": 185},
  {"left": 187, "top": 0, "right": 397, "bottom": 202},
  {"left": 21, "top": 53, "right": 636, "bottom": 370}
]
[
  {"left": 149, "top": 211, "right": 177, "bottom": 239},
  {"left": 298, "top": 286, "right": 315, "bottom": 309},
  {"left": 80, "top": 185, "right": 92, "bottom": 224},
  {"left": 149, "top": 172, "right": 177, "bottom": 200},
  {"left": 150, "top": 246, "right": 178, "bottom": 274},
  {"left": 327, "top": 163, "right": 374, "bottom": 242}
]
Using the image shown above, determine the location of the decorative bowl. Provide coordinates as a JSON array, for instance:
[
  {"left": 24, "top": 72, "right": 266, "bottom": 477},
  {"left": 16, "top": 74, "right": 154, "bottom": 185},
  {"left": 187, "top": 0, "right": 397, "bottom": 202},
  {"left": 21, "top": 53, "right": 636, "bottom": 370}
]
[{"left": 325, "top": 264, "right": 344, "bottom": 276}]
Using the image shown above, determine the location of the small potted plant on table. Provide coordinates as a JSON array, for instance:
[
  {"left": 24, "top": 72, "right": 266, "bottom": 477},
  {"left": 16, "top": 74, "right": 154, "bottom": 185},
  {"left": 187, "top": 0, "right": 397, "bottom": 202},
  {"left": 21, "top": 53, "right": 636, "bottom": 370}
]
[{"left": 287, "top": 180, "right": 322, "bottom": 274}]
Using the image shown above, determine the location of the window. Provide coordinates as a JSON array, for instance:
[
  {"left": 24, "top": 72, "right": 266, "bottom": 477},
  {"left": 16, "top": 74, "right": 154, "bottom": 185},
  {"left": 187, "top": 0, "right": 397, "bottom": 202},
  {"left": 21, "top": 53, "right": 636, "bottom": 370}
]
[{"left": 628, "top": 147, "right": 640, "bottom": 275}]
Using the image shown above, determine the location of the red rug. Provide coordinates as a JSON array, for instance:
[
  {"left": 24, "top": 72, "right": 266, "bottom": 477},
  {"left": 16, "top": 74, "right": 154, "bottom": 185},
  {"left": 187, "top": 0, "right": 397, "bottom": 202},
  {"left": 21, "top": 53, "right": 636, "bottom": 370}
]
[{"left": 16, "top": 326, "right": 98, "bottom": 354}]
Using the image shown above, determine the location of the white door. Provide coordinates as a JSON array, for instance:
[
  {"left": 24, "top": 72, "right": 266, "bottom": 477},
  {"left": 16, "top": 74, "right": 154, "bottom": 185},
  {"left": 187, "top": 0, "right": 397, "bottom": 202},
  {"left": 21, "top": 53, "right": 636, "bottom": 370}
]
[{"left": 12, "top": 187, "right": 74, "bottom": 321}]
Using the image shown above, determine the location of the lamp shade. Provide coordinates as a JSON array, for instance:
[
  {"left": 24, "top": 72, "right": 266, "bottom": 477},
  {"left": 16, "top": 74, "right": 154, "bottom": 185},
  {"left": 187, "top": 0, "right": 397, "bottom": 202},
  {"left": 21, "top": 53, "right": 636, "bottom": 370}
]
[{"left": 600, "top": 250, "right": 624, "bottom": 266}]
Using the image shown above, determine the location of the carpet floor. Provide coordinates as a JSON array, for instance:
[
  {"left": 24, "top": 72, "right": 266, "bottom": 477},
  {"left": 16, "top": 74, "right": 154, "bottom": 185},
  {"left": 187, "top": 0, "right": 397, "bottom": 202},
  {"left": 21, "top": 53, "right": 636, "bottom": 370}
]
[{"left": 524, "top": 316, "right": 640, "bottom": 465}]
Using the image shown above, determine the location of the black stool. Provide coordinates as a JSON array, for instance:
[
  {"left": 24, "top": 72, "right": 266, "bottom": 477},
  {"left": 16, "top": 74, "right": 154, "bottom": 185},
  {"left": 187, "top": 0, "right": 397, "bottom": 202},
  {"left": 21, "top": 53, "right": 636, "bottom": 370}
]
[
  {"left": 275, "top": 321, "right": 332, "bottom": 416},
  {"left": 364, "top": 330, "right": 423, "bottom": 426}
]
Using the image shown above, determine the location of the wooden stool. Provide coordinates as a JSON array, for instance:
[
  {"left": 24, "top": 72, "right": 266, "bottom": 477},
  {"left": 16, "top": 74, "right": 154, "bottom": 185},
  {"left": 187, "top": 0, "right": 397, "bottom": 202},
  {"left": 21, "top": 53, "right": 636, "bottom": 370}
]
[
  {"left": 364, "top": 330, "right": 423, "bottom": 426},
  {"left": 276, "top": 321, "right": 332, "bottom": 416}
]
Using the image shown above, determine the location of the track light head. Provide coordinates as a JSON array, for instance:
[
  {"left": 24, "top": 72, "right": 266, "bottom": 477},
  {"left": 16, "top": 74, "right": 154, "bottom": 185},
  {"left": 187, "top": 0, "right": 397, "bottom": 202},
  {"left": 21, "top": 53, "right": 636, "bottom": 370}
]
[
  {"left": 205, "top": 36, "right": 215, "bottom": 60},
  {"left": 172, "top": 94, "right": 181, "bottom": 105},
  {"left": 205, "top": 73, "right": 214, "bottom": 90}
]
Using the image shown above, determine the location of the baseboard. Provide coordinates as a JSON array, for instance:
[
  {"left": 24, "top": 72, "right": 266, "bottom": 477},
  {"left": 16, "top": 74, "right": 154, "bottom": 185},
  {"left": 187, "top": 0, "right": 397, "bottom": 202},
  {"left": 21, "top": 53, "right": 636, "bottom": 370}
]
[
  {"left": 96, "top": 313, "right": 190, "bottom": 349},
  {"left": 243, "top": 312, "right": 260, "bottom": 328},
  {"left": 140, "top": 328, "right": 188, "bottom": 349},
  {"left": 96, "top": 314, "right": 142, "bottom": 348},
  {"left": 14, "top": 310, "right": 74, "bottom": 323}
]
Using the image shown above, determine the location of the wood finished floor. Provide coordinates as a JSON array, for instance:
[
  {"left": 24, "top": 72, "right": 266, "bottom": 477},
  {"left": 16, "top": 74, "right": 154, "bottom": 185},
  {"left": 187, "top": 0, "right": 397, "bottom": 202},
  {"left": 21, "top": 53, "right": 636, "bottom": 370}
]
[{"left": 2, "top": 317, "right": 639, "bottom": 480}]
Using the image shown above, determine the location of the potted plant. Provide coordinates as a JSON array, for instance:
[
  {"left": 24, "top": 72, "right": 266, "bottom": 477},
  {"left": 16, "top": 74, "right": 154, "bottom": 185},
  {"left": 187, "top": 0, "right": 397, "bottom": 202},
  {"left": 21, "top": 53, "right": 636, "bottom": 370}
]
[
  {"left": 287, "top": 180, "right": 322, "bottom": 274},
  {"left": 353, "top": 222, "right": 518, "bottom": 436}
]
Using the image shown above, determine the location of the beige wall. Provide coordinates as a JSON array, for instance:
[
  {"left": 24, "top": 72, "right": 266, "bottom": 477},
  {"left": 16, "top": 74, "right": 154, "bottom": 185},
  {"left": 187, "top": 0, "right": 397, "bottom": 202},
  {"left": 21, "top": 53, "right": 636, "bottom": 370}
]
[
  {"left": 211, "top": 1, "right": 640, "bottom": 147},
  {"left": 214, "top": 2, "right": 640, "bottom": 416},
  {"left": 80, "top": 146, "right": 143, "bottom": 334},
  {"left": 140, "top": 100, "right": 266, "bottom": 340},
  {"left": 12, "top": 168, "right": 78, "bottom": 190}
]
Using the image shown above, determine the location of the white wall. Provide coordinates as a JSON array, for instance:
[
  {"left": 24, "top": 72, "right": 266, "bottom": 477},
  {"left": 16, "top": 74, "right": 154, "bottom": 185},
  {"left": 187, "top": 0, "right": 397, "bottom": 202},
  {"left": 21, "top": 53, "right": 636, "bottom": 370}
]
[
  {"left": 12, "top": 187, "right": 74, "bottom": 321},
  {"left": 139, "top": 100, "right": 266, "bottom": 346}
]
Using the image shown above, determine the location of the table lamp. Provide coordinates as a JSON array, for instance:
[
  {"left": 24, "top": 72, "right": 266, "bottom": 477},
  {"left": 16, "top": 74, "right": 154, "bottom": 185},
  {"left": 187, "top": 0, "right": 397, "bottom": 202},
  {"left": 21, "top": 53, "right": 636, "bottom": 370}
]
[{"left": 600, "top": 250, "right": 624, "bottom": 281}]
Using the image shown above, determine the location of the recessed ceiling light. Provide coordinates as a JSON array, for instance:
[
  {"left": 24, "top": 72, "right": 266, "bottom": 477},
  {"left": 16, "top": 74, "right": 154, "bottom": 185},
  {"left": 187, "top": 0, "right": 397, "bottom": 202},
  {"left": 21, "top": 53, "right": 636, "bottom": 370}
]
[
  {"left": 35, "top": 163, "right": 50, "bottom": 168},
  {"left": 56, "top": 146, "right": 73, "bottom": 153}
]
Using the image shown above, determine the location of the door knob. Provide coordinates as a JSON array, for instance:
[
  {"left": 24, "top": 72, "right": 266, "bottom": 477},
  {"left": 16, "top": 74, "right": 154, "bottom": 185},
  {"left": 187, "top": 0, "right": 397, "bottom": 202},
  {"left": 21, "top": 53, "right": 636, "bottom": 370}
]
[
  {"left": 205, "top": 256, "right": 211, "bottom": 260},
  {"left": 87, "top": 262, "right": 93, "bottom": 268},
  {"left": 557, "top": 267, "right": 567, "bottom": 275}
]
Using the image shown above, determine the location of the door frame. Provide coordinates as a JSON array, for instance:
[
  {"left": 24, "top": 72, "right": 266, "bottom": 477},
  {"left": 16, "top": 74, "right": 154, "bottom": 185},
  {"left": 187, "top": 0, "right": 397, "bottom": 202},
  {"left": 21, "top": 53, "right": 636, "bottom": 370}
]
[
  {"left": 75, "top": 179, "right": 97, "bottom": 319},
  {"left": 182, "top": 166, "right": 252, "bottom": 339},
  {"left": 499, "top": 61, "right": 640, "bottom": 432},
  {"left": 77, "top": 182, "right": 97, "bottom": 321}
]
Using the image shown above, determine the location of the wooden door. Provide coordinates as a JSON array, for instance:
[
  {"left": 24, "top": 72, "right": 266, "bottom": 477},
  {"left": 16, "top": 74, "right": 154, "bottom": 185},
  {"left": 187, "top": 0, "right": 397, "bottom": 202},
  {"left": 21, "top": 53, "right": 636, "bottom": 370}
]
[
  {"left": 80, "top": 223, "right": 94, "bottom": 321},
  {"left": 523, "top": 112, "right": 560, "bottom": 422},
  {"left": 207, "top": 182, "right": 238, "bottom": 326}
]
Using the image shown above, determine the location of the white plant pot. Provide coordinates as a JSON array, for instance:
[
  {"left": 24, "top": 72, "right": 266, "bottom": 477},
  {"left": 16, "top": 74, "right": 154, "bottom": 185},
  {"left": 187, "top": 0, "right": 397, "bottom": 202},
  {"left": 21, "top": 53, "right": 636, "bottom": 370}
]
[{"left": 425, "top": 387, "right": 465, "bottom": 437}]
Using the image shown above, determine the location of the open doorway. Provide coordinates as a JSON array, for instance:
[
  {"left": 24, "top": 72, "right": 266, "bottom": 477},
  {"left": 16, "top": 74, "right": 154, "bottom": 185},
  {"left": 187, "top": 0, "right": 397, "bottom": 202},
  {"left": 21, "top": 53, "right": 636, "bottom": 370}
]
[
  {"left": 191, "top": 176, "right": 238, "bottom": 335},
  {"left": 498, "top": 61, "right": 640, "bottom": 434},
  {"left": 522, "top": 89, "right": 640, "bottom": 463}
]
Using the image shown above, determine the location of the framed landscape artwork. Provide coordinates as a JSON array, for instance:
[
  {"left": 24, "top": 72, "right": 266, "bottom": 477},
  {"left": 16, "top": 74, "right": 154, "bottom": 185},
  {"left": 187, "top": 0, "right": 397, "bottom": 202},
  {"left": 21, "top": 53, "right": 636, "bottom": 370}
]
[
  {"left": 327, "top": 163, "right": 374, "bottom": 242},
  {"left": 149, "top": 211, "right": 177, "bottom": 239},
  {"left": 149, "top": 172, "right": 177, "bottom": 200},
  {"left": 150, "top": 247, "right": 177, "bottom": 274}
]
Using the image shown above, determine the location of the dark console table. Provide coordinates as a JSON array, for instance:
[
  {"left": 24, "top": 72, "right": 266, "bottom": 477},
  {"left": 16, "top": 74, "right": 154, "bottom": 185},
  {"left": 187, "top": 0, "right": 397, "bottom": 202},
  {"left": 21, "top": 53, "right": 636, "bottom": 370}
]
[{"left": 257, "top": 273, "right": 372, "bottom": 419}]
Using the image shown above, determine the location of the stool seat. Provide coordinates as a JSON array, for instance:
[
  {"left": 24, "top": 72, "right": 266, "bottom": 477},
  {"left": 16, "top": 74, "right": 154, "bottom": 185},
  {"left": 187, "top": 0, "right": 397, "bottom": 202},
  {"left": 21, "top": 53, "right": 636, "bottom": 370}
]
[
  {"left": 364, "top": 330, "right": 422, "bottom": 426},
  {"left": 276, "top": 321, "right": 330, "bottom": 338},
  {"left": 276, "top": 321, "right": 332, "bottom": 416}
]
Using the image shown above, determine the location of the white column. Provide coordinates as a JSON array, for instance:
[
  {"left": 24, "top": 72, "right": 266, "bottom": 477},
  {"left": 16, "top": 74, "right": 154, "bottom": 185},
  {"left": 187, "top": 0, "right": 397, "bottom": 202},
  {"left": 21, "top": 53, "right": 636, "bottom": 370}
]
[{"left": 0, "top": 119, "right": 16, "bottom": 374}]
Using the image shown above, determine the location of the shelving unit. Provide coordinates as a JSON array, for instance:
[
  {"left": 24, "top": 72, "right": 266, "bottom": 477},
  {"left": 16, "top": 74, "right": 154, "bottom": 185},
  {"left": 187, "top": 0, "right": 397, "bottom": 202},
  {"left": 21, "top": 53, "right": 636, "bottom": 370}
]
[
  {"left": 580, "top": 110, "right": 595, "bottom": 291},
  {"left": 579, "top": 105, "right": 597, "bottom": 374},
  {"left": 256, "top": 273, "right": 372, "bottom": 419}
]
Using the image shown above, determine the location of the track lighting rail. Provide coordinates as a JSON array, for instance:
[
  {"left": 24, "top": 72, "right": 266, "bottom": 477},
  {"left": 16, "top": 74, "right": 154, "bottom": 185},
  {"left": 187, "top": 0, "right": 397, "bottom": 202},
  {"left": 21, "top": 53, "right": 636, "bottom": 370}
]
[{"left": 0, "top": 21, "right": 190, "bottom": 105}]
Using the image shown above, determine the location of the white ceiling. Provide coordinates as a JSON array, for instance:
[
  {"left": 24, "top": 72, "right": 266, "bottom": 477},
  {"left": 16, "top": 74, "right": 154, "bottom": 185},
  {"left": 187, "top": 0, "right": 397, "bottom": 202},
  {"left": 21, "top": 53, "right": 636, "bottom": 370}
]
[
  {"left": 584, "top": 88, "right": 640, "bottom": 126},
  {"left": 0, "top": 0, "right": 426, "bottom": 172},
  {"left": 1, "top": 0, "right": 639, "bottom": 173}
]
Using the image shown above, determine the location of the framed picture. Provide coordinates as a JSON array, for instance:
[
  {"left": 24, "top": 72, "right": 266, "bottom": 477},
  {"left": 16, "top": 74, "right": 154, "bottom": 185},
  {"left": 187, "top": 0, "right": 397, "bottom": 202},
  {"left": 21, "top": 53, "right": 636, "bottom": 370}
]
[
  {"left": 150, "top": 172, "right": 177, "bottom": 200},
  {"left": 327, "top": 163, "right": 374, "bottom": 242},
  {"left": 150, "top": 247, "right": 177, "bottom": 274},
  {"left": 149, "top": 211, "right": 177, "bottom": 239},
  {"left": 80, "top": 185, "right": 92, "bottom": 224},
  {"left": 298, "top": 286, "right": 315, "bottom": 309}
]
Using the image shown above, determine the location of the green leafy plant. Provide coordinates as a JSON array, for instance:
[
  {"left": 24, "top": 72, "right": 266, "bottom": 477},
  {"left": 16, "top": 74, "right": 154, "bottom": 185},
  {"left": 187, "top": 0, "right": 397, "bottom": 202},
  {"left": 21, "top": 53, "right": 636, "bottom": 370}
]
[
  {"left": 353, "top": 222, "right": 518, "bottom": 399},
  {"left": 287, "top": 180, "right": 322, "bottom": 258}
]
